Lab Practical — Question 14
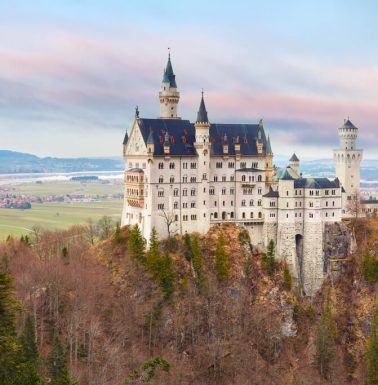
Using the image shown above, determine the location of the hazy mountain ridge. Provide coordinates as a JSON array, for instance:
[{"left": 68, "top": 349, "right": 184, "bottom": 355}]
[{"left": 0, "top": 150, "right": 124, "bottom": 173}]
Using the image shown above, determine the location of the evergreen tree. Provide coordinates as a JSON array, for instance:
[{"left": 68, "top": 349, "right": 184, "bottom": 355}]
[
  {"left": 156, "top": 253, "right": 175, "bottom": 301},
  {"left": 0, "top": 272, "right": 44, "bottom": 385},
  {"left": 0, "top": 271, "right": 21, "bottom": 383},
  {"left": 315, "top": 299, "right": 337, "bottom": 379},
  {"left": 262, "top": 240, "right": 276, "bottom": 274},
  {"left": 114, "top": 221, "right": 122, "bottom": 243},
  {"left": 183, "top": 233, "right": 192, "bottom": 262},
  {"left": 128, "top": 224, "right": 146, "bottom": 263},
  {"left": 215, "top": 233, "right": 230, "bottom": 283},
  {"left": 20, "top": 315, "right": 39, "bottom": 366},
  {"left": 48, "top": 333, "right": 77, "bottom": 385},
  {"left": 367, "top": 311, "right": 378, "bottom": 385},
  {"left": 146, "top": 227, "right": 160, "bottom": 271},
  {"left": 283, "top": 261, "right": 292, "bottom": 291}
]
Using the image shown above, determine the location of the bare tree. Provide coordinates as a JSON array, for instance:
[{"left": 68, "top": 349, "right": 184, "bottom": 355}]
[
  {"left": 158, "top": 209, "right": 178, "bottom": 238},
  {"left": 346, "top": 190, "right": 362, "bottom": 220}
]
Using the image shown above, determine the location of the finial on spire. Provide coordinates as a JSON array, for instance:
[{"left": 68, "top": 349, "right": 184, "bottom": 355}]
[{"left": 135, "top": 105, "right": 139, "bottom": 118}]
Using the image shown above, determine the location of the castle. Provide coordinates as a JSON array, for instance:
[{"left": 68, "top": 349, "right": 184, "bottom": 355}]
[{"left": 121, "top": 53, "right": 376, "bottom": 295}]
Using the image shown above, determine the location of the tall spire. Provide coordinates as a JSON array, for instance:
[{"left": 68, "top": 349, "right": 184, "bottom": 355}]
[
  {"left": 196, "top": 91, "right": 209, "bottom": 124},
  {"left": 266, "top": 135, "right": 272, "bottom": 155},
  {"left": 162, "top": 51, "right": 177, "bottom": 88},
  {"left": 159, "top": 50, "right": 180, "bottom": 119}
]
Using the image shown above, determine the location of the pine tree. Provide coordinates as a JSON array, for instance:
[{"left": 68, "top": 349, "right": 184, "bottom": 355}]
[
  {"left": 0, "top": 272, "right": 44, "bottom": 385},
  {"left": 20, "top": 315, "right": 38, "bottom": 366},
  {"left": 146, "top": 227, "right": 160, "bottom": 271},
  {"left": 215, "top": 233, "right": 230, "bottom": 283},
  {"left": 0, "top": 271, "right": 21, "bottom": 384},
  {"left": 283, "top": 261, "right": 292, "bottom": 291},
  {"left": 48, "top": 333, "right": 77, "bottom": 385},
  {"left": 315, "top": 299, "right": 337, "bottom": 379},
  {"left": 262, "top": 240, "right": 276, "bottom": 274},
  {"left": 367, "top": 311, "right": 378, "bottom": 385},
  {"left": 157, "top": 253, "right": 175, "bottom": 301},
  {"left": 183, "top": 233, "right": 192, "bottom": 262},
  {"left": 128, "top": 224, "right": 146, "bottom": 263}
]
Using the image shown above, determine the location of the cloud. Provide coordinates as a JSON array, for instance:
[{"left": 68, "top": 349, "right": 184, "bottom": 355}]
[{"left": 0, "top": 18, "right": 377, "bottom": 158}]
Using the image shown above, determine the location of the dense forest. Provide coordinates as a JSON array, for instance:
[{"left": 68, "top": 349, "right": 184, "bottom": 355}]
[{"left": 0, "top": 218, "right": 378, "bottom": 385}]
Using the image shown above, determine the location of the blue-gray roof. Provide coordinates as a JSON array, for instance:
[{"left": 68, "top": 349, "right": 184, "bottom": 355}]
[
  {"left": 289, "top": 153, "right": 299, "bottom": 162},
  {"left": 293, "top": 178, "right": 340, "bottom": 189},
  {"left": 135, "top": 118, "right": 269, "bottom": 157},
  {"left": 361, "top": 200, "right": 378, "bottom": 204},
  {"left": 280, "top": 168, "right": 294, "bottom": 180},
  {"left": 162, "top": 53, "right": 177, "bottom": 88},
  {"left": 341, "top": 119, "right": 357, "bottom": 130},
  {"left": 263, "top": 187, "right": 279, "bottom": 198},
  {"left": 266, "top": 135, "right": 273, "bottom": 155},
  {"left": 196, "top": 93, "right": 209, "bottom": 124},
  {"left": 123, "top": 131, "right": 129, "bottom": 145}
]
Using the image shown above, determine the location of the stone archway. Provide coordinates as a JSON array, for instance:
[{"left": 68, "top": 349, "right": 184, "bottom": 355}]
[{"left": 295, "top": 234, "right": 304, "bottom": 285}]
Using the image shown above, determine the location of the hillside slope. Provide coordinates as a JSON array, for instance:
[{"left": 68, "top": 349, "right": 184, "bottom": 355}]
[{"left": 1, "top": 220, "right": 377, "bottom": 385}]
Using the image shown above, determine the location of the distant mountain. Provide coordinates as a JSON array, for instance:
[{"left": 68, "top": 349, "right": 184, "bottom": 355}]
[{"left": 0, "top": 150, "right": 124, "bottom": 174}]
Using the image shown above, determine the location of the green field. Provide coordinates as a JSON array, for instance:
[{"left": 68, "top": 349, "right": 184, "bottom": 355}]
[
  {"left": 7, "top": 181, "right": 123, "bottom": 197},
  {"left": 0, "top": 180, "right": 124, "bottom": 239}
]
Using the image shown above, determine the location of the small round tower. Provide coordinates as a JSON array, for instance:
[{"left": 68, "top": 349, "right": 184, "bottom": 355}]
[{"left": 333, "top": 119, "right": 363, "bottom": 199}]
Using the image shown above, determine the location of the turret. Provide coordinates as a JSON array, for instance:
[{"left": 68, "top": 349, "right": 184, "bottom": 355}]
[
  {"left": 289, "top": 153, "right": 300, "bottom": 175},
  {"left": 194, "top": 91, "right": 210, "bottom": 146},
  {"left": 159, "top": 52, "right": 180, "bottom": 119},
  {"left": 338, "top": 119, "right": 358, "bottom": 150},
  {"left": 333, "top": 118, "right": 363, "bottom": 201}
]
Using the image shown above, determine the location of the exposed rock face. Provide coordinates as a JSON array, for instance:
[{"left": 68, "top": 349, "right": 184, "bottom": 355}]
[{"left": 324, "top": 222, "right": 353, "bottom": 279}]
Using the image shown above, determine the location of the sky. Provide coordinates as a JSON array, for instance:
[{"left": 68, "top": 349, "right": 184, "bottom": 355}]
[{"left": 0, "top": 0, "right": 377, "bottom": 159}]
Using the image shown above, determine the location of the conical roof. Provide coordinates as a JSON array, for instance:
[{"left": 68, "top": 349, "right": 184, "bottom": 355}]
[
  {"left": 289, "top": 153, "right": 299, "bottom": 162},
  {"left": 266, "top": 135, "right": 272, "bottom": 154},
  {"left": 123, "top": 131, "right": 129, "bottom": 145},
  {"left": 196, "top": 92, "right": 209, "bottom": 124},
  {"left": 162, "top": 53, "right": 177, "bottom": 88},
  {"left": 341, "top": 119, "right": 357, "bottom": 130}
]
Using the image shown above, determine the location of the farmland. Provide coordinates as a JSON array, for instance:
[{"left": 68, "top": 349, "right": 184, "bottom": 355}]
[{"left": 0, "top": 180, "right": 123, "bottom": 239}]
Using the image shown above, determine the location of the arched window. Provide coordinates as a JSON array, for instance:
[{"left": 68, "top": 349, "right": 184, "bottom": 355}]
[
  {"left": 242, "top": 200, "right": 246, "bottom": 206},
  {"left": 158, "top": 176, "right": 164, "bottom": 183},
  {"left": 250, "top": 212, "right": 254, "bottom": 218},
  {"left": 242, "top": 175, "right": 246, "bottom": 182},
  {"left": 258, "top": 212, "right": 262, "bottom": 219},
  {"left": 170, "top": 176, "right": 174, "bottom": 183},
  {"left": 249, "top": 199, "right": 254, "bottom": 206},
  {"left": 257, "top": 175, "right": 262, "bottom": 182}
]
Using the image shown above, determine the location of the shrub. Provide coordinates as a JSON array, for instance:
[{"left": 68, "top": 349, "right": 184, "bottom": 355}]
[{"left": 362, "top": 252, "right": 378, "bottom": 284}]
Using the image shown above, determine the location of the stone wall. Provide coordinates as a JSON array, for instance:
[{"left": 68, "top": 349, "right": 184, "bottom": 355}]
[{"left": 324, "top": 222, "right": 353, "bottom": 280}]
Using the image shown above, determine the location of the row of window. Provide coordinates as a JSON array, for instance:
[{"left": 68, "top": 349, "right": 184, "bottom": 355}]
[
  {"left": 128, "top": 162, "right": 146, "bottom": 169},
  {"left": 241, "top": 175, "right": 263, "bottom": 182}
]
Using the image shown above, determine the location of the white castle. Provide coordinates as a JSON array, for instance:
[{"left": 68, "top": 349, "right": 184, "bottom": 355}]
[{"left": 121, "top": 53, "right": 374, "bottom": 295}]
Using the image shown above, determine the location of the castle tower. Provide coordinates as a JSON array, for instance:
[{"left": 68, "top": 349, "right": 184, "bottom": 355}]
[
  {"left": 193, "top": 92, "right": 211, "bottom": 234},
  {"left": 159, "top": 52, "right": 180, "bottom": 119},
  {"left": 333, "top": 119, "right": 363, "bottom": 199},
  {"left": 289, "top": 153, "right": 300, "bottom": 175}
]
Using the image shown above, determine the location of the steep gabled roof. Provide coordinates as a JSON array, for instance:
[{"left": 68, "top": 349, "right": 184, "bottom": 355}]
[
  {"left": 134, "top": 118, "right": 270, "bottom": 157},
  {"left": 266, "top": 135, "right": 273, "bottom": 155}
]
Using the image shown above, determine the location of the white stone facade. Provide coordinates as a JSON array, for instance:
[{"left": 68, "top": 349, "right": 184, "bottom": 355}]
[{"left": 121, "top": 54, "right": 366, "bottom": 296}]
